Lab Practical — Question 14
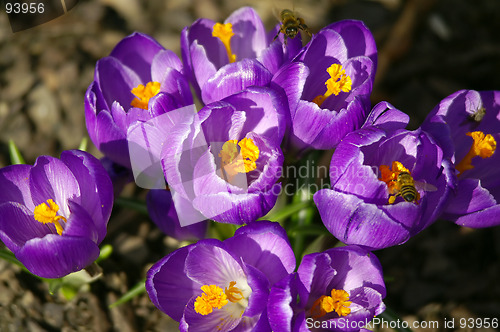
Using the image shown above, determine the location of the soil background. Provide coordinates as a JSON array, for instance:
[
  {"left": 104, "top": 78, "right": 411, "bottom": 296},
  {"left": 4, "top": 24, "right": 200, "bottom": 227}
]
[{"left": 1, "top": 0, "right": 499, "bottom": 331}]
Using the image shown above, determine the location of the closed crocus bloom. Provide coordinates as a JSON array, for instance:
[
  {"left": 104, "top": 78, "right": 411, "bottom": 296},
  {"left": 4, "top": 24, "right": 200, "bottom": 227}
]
[
  {"left": 85, "top": 32, "right": 193, "bottom": 167},
  {"left": 181, "top": 6, "right": 301, "bottom": 104},
  {"left": 268, "top": 246, "right": 386, "bottom": 332},
  {"left": 0, "top": 150, "right": 113, "bottom": 278},
  {"left": 273, "top": 20, "right": 377, "bottom": 150},
  {"left": 422, "top": 90, "right": 500, "bottom": 228},
  {"left": 146, "top": 221, "right": 296, "bottom": 331},
  {"left": 146, "top": 189, "right": 208, "bottom": 241},
  {"left": 314, "top": 103, "right": 456, "bottom": 250},
  {"left": 161, "top": 86, "right": 286, "bottom": 224}
]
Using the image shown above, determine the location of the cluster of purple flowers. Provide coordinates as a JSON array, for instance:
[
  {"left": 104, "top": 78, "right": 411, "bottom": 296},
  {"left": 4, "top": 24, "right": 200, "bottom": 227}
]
[{"left": 1, "top": 5, "right": 499, "bottom": 332}]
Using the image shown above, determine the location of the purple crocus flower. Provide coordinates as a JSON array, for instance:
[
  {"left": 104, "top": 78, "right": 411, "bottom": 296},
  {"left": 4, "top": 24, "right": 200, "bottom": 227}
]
[
  {"left": 313, "top": 102, "right": 456, "bottom": 250},
  {"left": 0, "top": 150, "right": 113, "bottom": 278},
  {"left": 268, "top": 246, "right": 386, "bottom": 332},
  {"left": 161, "top": 86, "right": 286, "bottom": 224},
  {"left": 85, "top": 32, "right": 193, "bottom": 167},
  {"left": 146, "top": 189, "right": 208, "bottom": 241},
  {"left": 146, "top": 220, "right": 296, "bottom": 331},
  {"left": 274, "top": 20, "right": 377, "bottom": 150},
  {"left": 181, "top": 6, "right": 301, "bottom": 104},
  {"left": 422, "top": 90, "right": 500, "bottom": 228}
]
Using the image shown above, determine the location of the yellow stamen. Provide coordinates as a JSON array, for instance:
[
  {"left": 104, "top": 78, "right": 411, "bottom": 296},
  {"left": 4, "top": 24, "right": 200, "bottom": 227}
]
[
  {"left": 312, "top": 64, "right": 352, "bottom": 107},
  {"left": 33, "top": 199, "right": 67, "bottom": 235},
  {"left": 194, "top": 285, "right": 228, "bottom": 315},
  {"left": 456, "top": 131, "right": 496, "bottom": 175},
  {"left": 194, "top": 281, "right": 245, "bottom": 315},
  {"left": 225, "top": 281, "right": 244, "bottom": 302},
  {"left": 212, "top": 22, "right": 236, "bottom": 63},
  {"left": 218, "top": 138, "right": 260, "bottom": 182},
  {"left": 130, "top": 81, "right": 161, "bottom": 110},
  {"left": 310, "top": 289, "right": 351, "bottom": 319}
]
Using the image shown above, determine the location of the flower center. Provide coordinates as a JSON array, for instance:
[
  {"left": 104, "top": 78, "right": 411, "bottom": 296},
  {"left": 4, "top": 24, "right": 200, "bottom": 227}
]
[
  {"left": 379, "top": 161, "right": 420, "bottom": 204},
  {"left": 312, "top": 64, "right": 352, "bottom": 107},
  {"left": 194, "top": 281, "right": 244, "bottom": 315},
  {"left": 218, "top": 138, "right": 259, "bottom": 182},
  {"left": 212, "top": 22, "right": 236, "bottom": 63},
  {"left": 130, "top": 81, "right": 161, "bottom": 110},
  {"left": 33, "top": 199, "right": 67, "bottom": 235},
  {"left": 310, "top": 289, "right": 351, "bottom": 319},
  {"left": 456, "top": 131, "right": 496, "bottom": 175}
]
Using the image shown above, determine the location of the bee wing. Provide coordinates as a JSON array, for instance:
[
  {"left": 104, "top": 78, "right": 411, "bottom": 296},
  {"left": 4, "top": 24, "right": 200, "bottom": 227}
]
[{"left": 414, "top": 180, "right": 437, "bottom": 192}]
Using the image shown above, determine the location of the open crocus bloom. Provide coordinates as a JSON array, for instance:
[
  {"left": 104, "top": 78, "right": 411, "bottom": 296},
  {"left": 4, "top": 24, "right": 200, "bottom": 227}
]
[
  {"left": 180, "top": 6, "right": 301, "bottom": 104},
  {"left": 161, "top": 86, "right": 287, "bottom": 224},
  {"left": 268, "top": 246, "right": 386, "bottom": 332},
  {"left": 85, "top": 32, "right": 193, "bottom": 167},
  {"left": 274, "top": 20, "right": 377, "bottom": 150},
  {"left": 422, "top": 89, "right": 500, "bottom": 227},
  {"left": 314, "top": 103, "right": 456, "bottom": 249},
  {"left": 146, "top": 221, "right": 296, "bottom": 331},
  {"left": 0, "top": 150, "right": 113, "bottom": 278}
]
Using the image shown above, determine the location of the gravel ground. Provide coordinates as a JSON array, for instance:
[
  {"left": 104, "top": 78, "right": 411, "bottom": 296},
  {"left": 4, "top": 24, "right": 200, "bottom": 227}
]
[{"left": 1, "top": 0, "right": 499, "bottom": 331}]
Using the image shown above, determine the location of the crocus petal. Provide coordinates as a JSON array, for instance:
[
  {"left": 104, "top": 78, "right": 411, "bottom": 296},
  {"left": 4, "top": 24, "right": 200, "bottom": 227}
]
[
  {"left": 325, "top": 20, "right": 378, "bottom": 69},
  {"left": 224, "top": 220, "right": 296, "bottom": 285},
  {"left": 184, "top": 240, "right": 245, "bottom": 286},
  {"left": 314, "top": 189, "right": 410, "bottom": 250},
  {"left": 146, "top": 244, "right": 203, "bottom": 321},
  {"left": 201, "top": 59, "right": 273, "bottom": 104},
  {"left": 226, "top": 7, "right": 267, "bottom": 60},
  {"left": 29, "top": 156, "right": 81, "bottom": 217},
  {"left": 60, "top": 150, "right": 113, "bottom": 242},
  {"left": 16, "top": 235, "right": 100, "bottom": 279},
  {"left": 271, "top": 62, "right": 309, "bottom": 119},
  {"left": 0, "top": 202, "right": 48, "bottom": 252},
  {"left": 0, "top": 164, "right": 33, "bottom": 208},
  {"left": 109, "top": 32, "right": 164, "bottom": 83},
  {"left": 181, "top": 296, "right": 241, "bottom": 332},
  {"left": 95, "top": 56, "right": 142, "bottom": 111},
  {"left": 362, "top": 101, "right": 409, "bottom": 131},
  {"left": 63, "top": 200, "right": 99, "bottom": 243},
  {"left": 146, "top": 189, "right": 208, "bottom": 240},
  {"left": 151, "top": 49, "right": 184, "bottom": 79}
]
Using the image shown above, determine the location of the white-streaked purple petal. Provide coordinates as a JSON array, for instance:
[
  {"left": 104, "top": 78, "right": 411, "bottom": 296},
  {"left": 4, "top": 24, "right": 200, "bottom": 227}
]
[
  {"left": 29, "top": 156, "right": 80, "bottom": 217},
  {"left": 314, "top": 189, "right": 411, "bottom": 250}
]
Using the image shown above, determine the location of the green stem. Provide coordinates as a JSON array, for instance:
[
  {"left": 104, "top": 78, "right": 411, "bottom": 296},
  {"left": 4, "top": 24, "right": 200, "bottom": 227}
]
[
  {"left": 259, "top": 200, "right": 312, "bottom": 222},
  {"left": 109, "top": 279, "right": 146, "bottom": 308}
]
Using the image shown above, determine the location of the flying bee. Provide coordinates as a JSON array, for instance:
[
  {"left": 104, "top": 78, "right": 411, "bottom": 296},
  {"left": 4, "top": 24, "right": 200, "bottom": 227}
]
[
  {"left": 388, "top": 172, "right": 437, "bottom": 204},
  {"left": 273, "top": 9, "right": 312, "bottom": 43}
]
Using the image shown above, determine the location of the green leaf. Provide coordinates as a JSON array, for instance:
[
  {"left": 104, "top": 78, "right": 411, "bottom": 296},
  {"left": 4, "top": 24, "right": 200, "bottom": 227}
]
[
  {"left": 109, "top": 279, "right": 146, "bottom": 308},
  {"left": 8, "top": 139, "right": 26, "bottom": 165}
]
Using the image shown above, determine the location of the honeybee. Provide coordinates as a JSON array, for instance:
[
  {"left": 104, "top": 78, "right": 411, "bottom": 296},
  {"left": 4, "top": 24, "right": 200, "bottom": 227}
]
[
  {"left": 388, "top": 172, "right": 437, "bottom": 204},
  {"left": 273, "top": 9, "right": 312, "bottom": 43}
]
